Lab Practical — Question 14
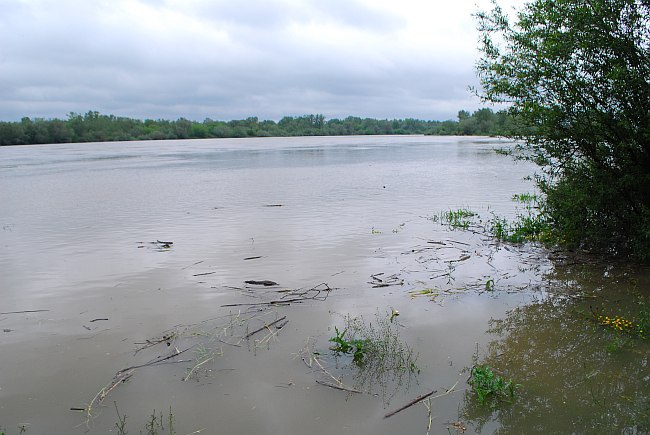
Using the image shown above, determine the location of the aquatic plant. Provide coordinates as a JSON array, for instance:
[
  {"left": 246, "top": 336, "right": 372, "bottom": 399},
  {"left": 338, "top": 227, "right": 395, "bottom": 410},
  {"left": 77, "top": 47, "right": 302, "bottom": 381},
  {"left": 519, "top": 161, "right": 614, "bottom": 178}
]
[
  {"left": 0, "top": 424, "right": 29, "bottom": 435},
  {"left": 469, "top": 365, "right": 518, "bottom": 405},
  {"left": 113, "top": 403, "right": 179, "bottom": 435},
  {"left": 488, "top": 194, "right": 554, "bottom": 244},
  {"left": 437, "top": 208, "right": 478, "bottom": 230},
  {"left": 328, "top": 311, "right": 420, "bottom": 402},
  {"left": 329, "top": 326, "right": 370, "bottom": 366},
  {"left": 431, "top": 196, "right": 554, "bottom": 246},
  {"left": 591, "top": 302, "right": 649, "bottom": 340}
]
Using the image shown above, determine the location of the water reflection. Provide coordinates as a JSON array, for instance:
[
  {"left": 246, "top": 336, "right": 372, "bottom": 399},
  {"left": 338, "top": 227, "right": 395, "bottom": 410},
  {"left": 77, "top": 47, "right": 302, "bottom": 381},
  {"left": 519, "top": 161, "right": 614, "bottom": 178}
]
[{"left": 462, "top": 261, "right": 650, "bottom": 433}]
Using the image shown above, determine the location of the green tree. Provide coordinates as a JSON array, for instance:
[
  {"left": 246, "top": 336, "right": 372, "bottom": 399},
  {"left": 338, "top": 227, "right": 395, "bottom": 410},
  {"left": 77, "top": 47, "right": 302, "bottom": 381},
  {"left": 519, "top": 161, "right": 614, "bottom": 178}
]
[{"left": 476, "top": 0, "right": 650, "bottom": 259}]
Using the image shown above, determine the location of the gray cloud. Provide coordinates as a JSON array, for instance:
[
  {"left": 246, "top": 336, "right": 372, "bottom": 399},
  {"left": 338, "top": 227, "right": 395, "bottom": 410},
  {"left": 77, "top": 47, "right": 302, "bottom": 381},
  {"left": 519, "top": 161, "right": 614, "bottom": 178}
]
[{"left": 0, "top": 0, "right": 491, "bottom": 122}]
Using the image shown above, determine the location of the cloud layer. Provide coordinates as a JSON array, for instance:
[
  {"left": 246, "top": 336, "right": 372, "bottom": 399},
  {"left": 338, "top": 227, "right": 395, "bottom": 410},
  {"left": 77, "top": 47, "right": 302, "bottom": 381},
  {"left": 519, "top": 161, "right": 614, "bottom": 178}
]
[{"left": 0, "top": 0, "right": 507, "bottom": 121}]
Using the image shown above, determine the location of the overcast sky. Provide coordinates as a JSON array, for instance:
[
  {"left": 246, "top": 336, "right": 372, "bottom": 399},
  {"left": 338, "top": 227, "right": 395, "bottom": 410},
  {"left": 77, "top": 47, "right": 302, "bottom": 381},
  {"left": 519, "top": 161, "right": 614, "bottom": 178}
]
[{"left": 0, "top": 0, "right": 517, "bottom": 122}]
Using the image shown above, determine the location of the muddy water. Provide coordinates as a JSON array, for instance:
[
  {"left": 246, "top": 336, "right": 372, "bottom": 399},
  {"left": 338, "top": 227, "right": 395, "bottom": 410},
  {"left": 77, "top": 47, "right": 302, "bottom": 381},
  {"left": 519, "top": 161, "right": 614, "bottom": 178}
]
[{"left": 0, "top": 136, "right": 648, "bottom": 434}]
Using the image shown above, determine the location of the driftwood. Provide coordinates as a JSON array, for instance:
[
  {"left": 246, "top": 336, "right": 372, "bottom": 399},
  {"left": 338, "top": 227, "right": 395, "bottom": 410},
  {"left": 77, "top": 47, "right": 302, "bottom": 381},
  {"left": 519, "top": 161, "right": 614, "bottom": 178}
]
[
  {"left": 384, "top": 389, "right": 438, "bottom": 418},
  {"left": 447, "top": 254, "right": 471, "bottom": 263},
  {"left": 0, "top": 309, "right": 49, "bottom": 315},
  {"left": 222, "top": 283, "right": 332, "bottom": 307},
  {"left": 384, "top": 379, "right": 460, "bottom": 419},
  {"left": 369, "top": 273, "right": 403, "bottom": 288},
  {"left": 85, "top": 346, "right": 193, "bottom": 423},
  {"left": 298, "top": 339, "right": 360, "bottom": 394},
  {"left": 315, "top": 380, "right": 361, "bottom": 393},
  {"left": 243, "top": 316, "right": 287, "bottom": 339},
  {"left": 181, "top": 260, "right": 204, "bottom": 270},
  {"left": 245, "top": 280, "right": 278, "bottom": 286}
]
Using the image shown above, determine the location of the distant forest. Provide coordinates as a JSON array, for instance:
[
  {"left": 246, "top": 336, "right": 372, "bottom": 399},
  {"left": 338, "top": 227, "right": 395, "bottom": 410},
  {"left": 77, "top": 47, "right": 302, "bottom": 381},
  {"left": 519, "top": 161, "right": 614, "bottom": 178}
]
[{"left": 0, "top": 108, "right": 521, "bottom": 145}]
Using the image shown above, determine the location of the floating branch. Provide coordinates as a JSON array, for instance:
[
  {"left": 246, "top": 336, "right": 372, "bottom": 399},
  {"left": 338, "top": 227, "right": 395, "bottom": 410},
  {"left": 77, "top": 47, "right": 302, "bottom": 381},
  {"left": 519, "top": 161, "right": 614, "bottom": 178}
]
[
  {"left": 193, "top": 271, "right": 217, "bottom": 277},
  {"left": 0, "top": 309, "right": 49, "bottom": 315},
  {"left": 316, "top": 380, "right": 361, "bottom": 394},
  {"left": 243, "top": 316, "right": 287, "bottom": 339},
  {"left": 245, "top": 280, "right": 279, "bottom": 286},
  {"left": 85, "top": 346, "right": 193, "bottom": 425},
  {"left": 384, "top": 379, "right": 460, "bottom": 419},
  {"left": 298, "top": 338, "right": 359, "bottom": 393},
  {"left": 369, "top": 273, "right": 403, "bottom": 288},
  {"left": 222, "top": 283, "right": 333, "bottom": 307}
]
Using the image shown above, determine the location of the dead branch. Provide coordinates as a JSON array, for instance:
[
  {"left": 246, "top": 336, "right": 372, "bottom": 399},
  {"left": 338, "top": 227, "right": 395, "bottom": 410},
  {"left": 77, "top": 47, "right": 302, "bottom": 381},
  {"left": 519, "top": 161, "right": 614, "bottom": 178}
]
[
  {"left": 298, "top": 339, "right": 359, "bottom": 393},
  {"left": 244, "top": 316, "right": 287, "bottom": 339},
  {"left": 384, "top": 379, "right": 460, "bottom": 419},
  {"left": 222, "top": 283, "right": 333, "bottom": 307},
  {"left": 245, "top": 280, "right": 279, "bottom": 286},
  {"left": 316, "top": 380, "right": 361, "bottom": 394},
  {"left": 181, "top": 260, "right": 204, "bottom": 270},
  {"left": 0, "top": 309, "right": 49, "bottom": 315},
  {"left": 384, "top": 390, "right": 438, "bottom": 419},
  {"left": 85, "top": 346, "right": 194, "bottom": 425}
]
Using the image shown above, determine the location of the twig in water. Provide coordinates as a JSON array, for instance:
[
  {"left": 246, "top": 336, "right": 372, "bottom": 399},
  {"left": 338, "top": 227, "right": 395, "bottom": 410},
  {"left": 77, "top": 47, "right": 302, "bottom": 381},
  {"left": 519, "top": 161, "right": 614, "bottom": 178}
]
[
  {"left": 423, "top": 398, "right": 433, "bottom": 435},
  {"left": 298, "top": 339, "right": 358, "bottom": 393},
  {"left": 181, "top": 260, "right": 204, "bottom": 270},
  {"left": 316, "top": 380, "right": 361, "bottom": 394},
  {"left": 85, "top": 347, "right": 194, "bottom": 425},
  {"left": 384, "top": 379, "right": 460, "bottom": 419},
  {"left": 243, "top": 316, "right": 287, "bottom": 339},
  {"left": 384, "top": 390, "right": 438, "bottom": 418},
  {"left": 0, "top": 309, "right": 49, "bottom": 315}
]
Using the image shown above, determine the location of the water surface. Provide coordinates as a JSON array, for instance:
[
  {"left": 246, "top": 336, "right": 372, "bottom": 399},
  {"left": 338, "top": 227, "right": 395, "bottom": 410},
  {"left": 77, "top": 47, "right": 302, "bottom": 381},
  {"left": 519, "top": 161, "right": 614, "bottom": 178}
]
[{"left": 0, "top": 136, "right": 647, "bottom": 434}]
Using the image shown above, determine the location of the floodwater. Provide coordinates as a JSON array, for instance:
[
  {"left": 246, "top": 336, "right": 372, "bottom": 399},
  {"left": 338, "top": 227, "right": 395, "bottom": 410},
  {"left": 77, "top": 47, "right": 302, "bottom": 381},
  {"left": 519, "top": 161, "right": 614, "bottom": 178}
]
[{"left": 0, "top": 136, "right": 648, "bottom": 434}]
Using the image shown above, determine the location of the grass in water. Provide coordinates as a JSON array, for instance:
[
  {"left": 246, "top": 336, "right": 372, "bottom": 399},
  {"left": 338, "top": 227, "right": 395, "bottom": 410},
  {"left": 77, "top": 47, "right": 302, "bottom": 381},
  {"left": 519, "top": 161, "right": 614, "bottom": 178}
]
[
  {"left": 431, "top": 195, "right": 554, "bottom": 245},
  {"left": 329, "top": 310, "right": 420, "bottom": 402},
  {"left": 437, "top": 208, "right": 478, "bottom": 230},
  {"left": 113, "top": 403, "right": 180, "bottom": 435}
]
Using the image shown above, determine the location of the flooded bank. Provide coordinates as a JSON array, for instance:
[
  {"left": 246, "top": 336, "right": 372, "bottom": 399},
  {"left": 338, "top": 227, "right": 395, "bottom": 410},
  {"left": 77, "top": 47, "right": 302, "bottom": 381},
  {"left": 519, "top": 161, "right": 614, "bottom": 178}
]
[{"left": 1, "top": 136, "right": 648, "bottom": 434}]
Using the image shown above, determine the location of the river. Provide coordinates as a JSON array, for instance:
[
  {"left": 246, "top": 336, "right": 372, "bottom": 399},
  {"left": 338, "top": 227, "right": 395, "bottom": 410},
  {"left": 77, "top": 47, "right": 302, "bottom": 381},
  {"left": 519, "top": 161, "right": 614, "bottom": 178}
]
[{"left": 0, "top": 136, "right": 648, "bottom": 434}]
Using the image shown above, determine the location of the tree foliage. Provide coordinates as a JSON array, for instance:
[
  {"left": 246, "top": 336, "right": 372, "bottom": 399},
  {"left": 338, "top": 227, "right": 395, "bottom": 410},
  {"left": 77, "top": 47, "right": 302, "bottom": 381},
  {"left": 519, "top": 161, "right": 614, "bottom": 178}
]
[
  {"left": 476, "top": 0, "right": 650, "bottom": 260},
  {"left": 0, "top": 109, "right": 516, "bottom": 146}
]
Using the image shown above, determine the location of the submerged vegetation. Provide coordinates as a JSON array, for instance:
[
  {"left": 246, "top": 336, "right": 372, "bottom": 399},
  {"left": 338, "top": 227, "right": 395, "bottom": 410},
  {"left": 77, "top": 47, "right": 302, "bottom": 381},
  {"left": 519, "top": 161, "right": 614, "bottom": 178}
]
[
  {"left": 327, "top": 312, "right": 420, "bottom": 401},
  {"left": 113, "top": 403, "right": 191, "bottom": 435},
  {"left": 297, "top": 310, "right": 420, "bottom": 404},
  {"left": 0, "top": 108, "right": 518, "bottom": 145},
  {"left": 435, "top": 208, "right": 478, "bottom": 231},
  {"left": 489, "top": 194, "right": 554, "bottom": 244},
  {"left": 433, "top": 194, "right": 553, "bottom": 246}
]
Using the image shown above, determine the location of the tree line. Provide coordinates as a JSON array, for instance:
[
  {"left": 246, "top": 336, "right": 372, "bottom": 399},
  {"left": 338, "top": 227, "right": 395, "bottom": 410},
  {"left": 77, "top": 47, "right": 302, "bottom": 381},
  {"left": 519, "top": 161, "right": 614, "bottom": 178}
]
[{"left": 0, "top": 108, "right": 519, "bottom": 145}]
